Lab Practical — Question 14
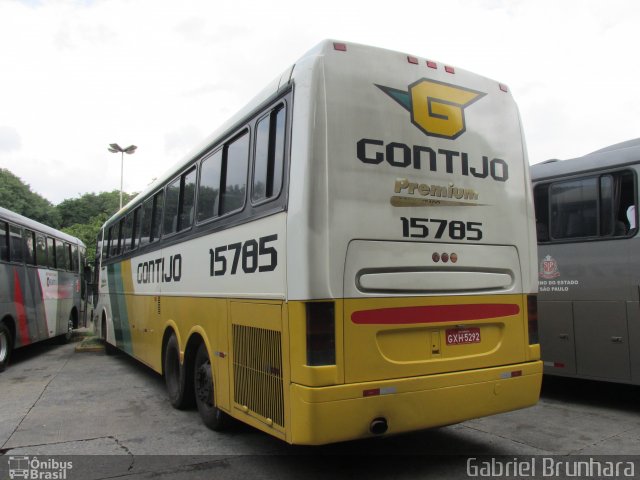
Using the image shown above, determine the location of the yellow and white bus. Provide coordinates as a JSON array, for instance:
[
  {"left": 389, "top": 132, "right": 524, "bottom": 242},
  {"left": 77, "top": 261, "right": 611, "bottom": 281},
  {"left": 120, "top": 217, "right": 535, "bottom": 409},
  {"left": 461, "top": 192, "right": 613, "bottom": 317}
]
[{"left": 94, "top": 40, "right": 542, "bottom": 445}]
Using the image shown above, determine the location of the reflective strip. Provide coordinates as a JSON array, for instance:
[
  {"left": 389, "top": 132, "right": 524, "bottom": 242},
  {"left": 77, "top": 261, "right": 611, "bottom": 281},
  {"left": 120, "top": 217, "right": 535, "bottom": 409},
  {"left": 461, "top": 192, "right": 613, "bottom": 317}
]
[{"left": 352, "top": 304, "right": 520, "bottom": 325}]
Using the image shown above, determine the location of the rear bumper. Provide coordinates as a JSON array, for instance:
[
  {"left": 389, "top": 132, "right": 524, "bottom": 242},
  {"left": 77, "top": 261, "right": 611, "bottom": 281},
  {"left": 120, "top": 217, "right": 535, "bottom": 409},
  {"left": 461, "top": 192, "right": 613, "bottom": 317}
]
[{"left": 289, "top": 360, "right": 542, "bottom": 445}]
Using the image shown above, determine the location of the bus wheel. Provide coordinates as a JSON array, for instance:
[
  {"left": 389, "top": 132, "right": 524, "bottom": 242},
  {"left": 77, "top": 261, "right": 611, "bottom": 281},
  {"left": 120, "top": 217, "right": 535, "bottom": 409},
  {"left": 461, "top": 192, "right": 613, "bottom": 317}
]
[
  {"left": 194, "top": 342, "right": 227, "bottom": 431},
  {"left": 164, "top": 334, "right": 194, "bottom": 410},
  {"left": 101, "top": 317, "right": 116, "bottom": 356},
  {"left": 0, "top": 322, "right": 13, "bottom": 372},
  {"left": 59, "top": 316, "right": 74, "bottom": 344}
]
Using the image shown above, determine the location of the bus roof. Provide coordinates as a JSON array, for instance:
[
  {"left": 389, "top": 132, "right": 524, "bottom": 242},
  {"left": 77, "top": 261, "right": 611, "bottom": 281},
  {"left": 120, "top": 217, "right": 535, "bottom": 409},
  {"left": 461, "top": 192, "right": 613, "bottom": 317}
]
[
  {"left": 531, "top": 138, "right": 640, "bottom": 182},
  {"left": 0, "top": 206, "right": 85, "bottom": 247},
  {"left": 107, "top": 39, "right": 506, "bottom": 226}
]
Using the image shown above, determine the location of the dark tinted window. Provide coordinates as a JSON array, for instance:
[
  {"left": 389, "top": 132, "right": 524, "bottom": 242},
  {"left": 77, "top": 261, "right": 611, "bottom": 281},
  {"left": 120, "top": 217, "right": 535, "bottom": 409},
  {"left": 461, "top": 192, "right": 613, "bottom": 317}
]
[
  {"left": 253, "top": 104, "right": 285, "bottom": 203},
  {"left": 536, "top": 170, "right": 637, "bottom": 242},
  {"left": 108, "top": 225, "right": 117, "bottom": 258},
  {"left": 197, "top": 150, "right": 222, "bottom": 222},
  {"left": 122, "top": 213, "right": 134, "bottom": 253},
  {"left": 56, "top": 240, "right": 69, "bottom": 270},
  {"left": 47, "top": 237, "right": 56, "bottom": 268},
  {"left": 8, "top": 225, "right": 23, "bottom": 263},
  {"left": 164, "top": 177, "right": 180, "bottom": 235},
  {"left": 151, "top": 190, "right": 164, "bottom": 243},
  {"left": 181, "top": 168, "right": 197, "bottom": 230},
  {"left": 25, "top": 230, "right": 36, "bottom": 265},
  {"left": 550, "top": 177, "right": 599, "bottom": 239},
  {"left": 130, "top": 207, "right": 139, "bottom": 251},
  {"left": 140, "top": 197, "right": 153, "bottom": 247},
  {"left": 36, "top": 233, "right": 47, "bottom": 265},
  {"left": 220, "top": 131, "right": 249, "bottom": 215},
  {"left": 71, "top": 244, "right": 78, "bottom": 272},
  {"left": 164, "top": 167, "right": 197, "bottom": 235},
  {"left": 0, "top": 222, "right": 8, "bottom": 262}
]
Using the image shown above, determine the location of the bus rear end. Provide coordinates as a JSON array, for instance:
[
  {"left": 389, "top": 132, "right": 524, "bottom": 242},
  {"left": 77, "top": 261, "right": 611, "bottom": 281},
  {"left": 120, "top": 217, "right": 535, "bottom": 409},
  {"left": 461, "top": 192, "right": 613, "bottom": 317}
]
[{"left": 286, "top": 41, "right": 541, "bottom": 444}]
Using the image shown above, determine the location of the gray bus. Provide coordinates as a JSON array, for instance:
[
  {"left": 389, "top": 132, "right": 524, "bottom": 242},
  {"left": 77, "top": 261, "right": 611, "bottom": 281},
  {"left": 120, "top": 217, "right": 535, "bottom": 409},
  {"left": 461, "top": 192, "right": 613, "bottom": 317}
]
[
  {"left": 531, "top": 138, "right": 640, "bottom": 384},
  {"left": 0, "top": 206, "right": 87, "bottom": 371}
]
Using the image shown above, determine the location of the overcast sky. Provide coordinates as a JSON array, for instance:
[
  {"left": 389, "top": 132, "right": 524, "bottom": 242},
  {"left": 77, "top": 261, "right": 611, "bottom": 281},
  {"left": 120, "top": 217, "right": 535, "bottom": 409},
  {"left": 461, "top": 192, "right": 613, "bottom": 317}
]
[{"left": 1, "top": 0, "right": 638, "bottom": 204}]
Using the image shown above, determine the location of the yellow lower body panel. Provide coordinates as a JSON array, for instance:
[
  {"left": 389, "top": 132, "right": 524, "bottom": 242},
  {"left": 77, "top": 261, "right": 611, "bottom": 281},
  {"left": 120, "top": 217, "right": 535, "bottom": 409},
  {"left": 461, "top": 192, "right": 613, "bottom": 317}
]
[{"left": 289, "top": 360, "right": 542, "bottom": 445}]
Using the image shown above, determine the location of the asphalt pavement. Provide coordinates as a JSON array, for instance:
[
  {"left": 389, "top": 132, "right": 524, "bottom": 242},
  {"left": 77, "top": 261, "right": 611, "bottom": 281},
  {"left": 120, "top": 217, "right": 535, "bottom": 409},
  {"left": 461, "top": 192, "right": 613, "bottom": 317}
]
[{"left": 1, "top": 333, "right": 639, "bottom": 479}]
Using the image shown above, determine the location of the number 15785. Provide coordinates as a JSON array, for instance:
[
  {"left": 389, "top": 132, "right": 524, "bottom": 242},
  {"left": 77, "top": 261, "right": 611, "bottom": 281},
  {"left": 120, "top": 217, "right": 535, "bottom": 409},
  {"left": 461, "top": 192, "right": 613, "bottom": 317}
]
[{"left": 400, "top": 217, "right": 483, "bottom": 241}]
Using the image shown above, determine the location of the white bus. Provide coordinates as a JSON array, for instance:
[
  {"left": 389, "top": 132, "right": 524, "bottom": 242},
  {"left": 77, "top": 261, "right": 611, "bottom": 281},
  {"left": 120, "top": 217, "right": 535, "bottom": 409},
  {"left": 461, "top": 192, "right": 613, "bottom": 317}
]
[
  {"left": 95, "top": 40, "right": 542, "bottom": 445},
  {"left": 0, "top": 206, "right": 86, "bottom": 371}
]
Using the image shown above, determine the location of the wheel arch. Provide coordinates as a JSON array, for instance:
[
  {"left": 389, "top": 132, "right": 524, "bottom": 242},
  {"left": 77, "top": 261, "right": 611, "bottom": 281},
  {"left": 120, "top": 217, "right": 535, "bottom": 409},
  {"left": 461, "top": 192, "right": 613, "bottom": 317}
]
[
  {"left": 69, "top": 306, "right": 79, "bottom": 329},
  {"left": 161, "top": 324, "right": 179, "bottom": 377},
  {"left": 1, "top": 314, "right": 16, "bottom": 344}
]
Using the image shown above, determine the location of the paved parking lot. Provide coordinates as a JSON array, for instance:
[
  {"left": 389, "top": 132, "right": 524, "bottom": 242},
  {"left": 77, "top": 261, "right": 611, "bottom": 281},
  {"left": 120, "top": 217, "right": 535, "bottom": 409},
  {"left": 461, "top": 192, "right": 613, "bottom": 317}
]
[{"left": 1, "top": 335, "right": 639, "bottom": 479}]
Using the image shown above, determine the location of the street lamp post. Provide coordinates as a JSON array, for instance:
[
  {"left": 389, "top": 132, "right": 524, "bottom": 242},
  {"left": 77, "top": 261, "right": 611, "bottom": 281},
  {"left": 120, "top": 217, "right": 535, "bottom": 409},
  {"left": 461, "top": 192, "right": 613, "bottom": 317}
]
[{"left": 108, "top": 143, "right": 137, "bottom": 209}]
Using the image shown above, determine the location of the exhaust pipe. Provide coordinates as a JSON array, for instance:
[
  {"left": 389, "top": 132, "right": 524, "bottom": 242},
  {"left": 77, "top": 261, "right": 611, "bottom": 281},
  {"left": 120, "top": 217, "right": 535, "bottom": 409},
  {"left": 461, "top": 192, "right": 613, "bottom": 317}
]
[{"left": 370, "top": 417, "right": 388, "bottom": 435}]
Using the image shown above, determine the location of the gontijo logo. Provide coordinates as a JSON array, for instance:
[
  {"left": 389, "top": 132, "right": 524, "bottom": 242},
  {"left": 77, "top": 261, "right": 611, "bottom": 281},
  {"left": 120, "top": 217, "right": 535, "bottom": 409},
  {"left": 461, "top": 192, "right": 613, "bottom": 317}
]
[{"left": 376, "top": 79, "right": 486, "bottom": 139}]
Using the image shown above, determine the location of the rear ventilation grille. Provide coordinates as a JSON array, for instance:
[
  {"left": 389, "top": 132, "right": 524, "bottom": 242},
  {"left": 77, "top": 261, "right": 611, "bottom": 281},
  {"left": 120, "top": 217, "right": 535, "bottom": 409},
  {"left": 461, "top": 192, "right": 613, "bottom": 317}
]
[{"left": 232, "top": 324, "right": 284, "bottom": 427}]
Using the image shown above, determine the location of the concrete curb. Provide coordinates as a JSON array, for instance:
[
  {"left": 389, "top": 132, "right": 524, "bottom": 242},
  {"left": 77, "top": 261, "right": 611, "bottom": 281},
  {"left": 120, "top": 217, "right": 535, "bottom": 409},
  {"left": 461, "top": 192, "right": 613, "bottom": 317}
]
[{"left": 75, "top": 336, "right": 105, "bottom": 353}]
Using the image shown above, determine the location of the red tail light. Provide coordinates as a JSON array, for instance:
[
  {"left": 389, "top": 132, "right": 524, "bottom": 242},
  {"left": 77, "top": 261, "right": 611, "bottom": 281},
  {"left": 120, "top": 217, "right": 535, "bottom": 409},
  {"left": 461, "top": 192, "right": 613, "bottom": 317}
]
[
  {"left": 527, "top": 295, "right": 539, "bottom": 345},
  {"left": 306, "top": 302, "right": 336, "bottom": 366}
]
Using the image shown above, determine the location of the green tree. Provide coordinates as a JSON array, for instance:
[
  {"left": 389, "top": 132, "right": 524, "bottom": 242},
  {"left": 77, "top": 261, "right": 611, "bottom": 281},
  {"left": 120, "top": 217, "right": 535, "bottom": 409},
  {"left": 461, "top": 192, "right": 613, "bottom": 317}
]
[
  {"left": 62, "top": 214, "right": 109, "bottom": 265},
  {"left": 57, "top": 190, "right": 136, "bottom": 228},
  {"left": 0, "top": 168, "right": 61, "bottom": 227},
  {"left": 57, "top": 191, "right": 137, "bottom": 264}
]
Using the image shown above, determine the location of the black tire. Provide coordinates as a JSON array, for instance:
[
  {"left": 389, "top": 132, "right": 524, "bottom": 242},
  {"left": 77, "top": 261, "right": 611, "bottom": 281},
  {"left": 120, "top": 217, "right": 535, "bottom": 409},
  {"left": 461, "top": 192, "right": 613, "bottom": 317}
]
[
  {"left": 0, "top": 322, "right": 13, "bottom": 372},
  {"left": 101, "top": 318, "right": 116, "bottom": 356},
  {"left": 164, "top": 334, "right": 194, "bottom": 409},
  {"left": 58, "top": 315, "right": 74, "bottom": 344},
  {"left": 194, "top": 342, "right": 227, "bottom": 431}
]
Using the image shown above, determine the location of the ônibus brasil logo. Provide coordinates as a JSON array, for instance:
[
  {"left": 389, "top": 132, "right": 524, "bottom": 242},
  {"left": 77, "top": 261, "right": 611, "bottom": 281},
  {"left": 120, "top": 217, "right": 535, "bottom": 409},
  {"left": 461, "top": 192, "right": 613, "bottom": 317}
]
[{"left": 376, "top": 79, "right": 486, "bottom": 140}]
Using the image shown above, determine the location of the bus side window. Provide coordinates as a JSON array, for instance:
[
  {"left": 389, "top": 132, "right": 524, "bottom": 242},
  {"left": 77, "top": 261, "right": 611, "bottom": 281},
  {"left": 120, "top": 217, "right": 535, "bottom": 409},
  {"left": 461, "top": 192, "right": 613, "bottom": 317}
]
[
  {"left": 0, "top": 222, "right": 8, "bottom": 261},
  {"left": 197, "top": 150, "right": 222, "bottom": 222},
  {"left": 164, "top": 167, "right": 197, "bottom": 236},
  {"left": 47, "top": 237, "right": 56, "bottom": 268},
  {"left": 35, "top": 233, "right": 47, "bottom": 266},
  {"left": 181, "top": 168, "right": 196, "bottom": 230},
  {"left": 220, "top": 131, "right": 249, "bottom": 215},
  {"left": 25, "top": 229, "right": 36, "bottom": 265},
  {"left": 115, "top": 220, "right": 124, "bottom": 256},
  {"left": 253, "top": 104, "right": 286, "bottom": 204},
  {"left": 107, "top": 225, "right": 115, "bottom": 258},
  {"left": 56, "top": 239, "right": 69, "bottom": 270},
  {"left": 164, "top": 177, "right": 181, "bottom": 235},
  {"left": 65, "top": 243, "right": 73, "bottom": 270},
  {"left": 8, "top": 225, "right": 24, "bottom": 263},
  {"left": 71, "top": 244, "right": 78, "bottom": 272},
  {"left": 122, "top": 213, "right": 133, "bottom": 252},
  {"left": 614, "top": 171, "right": 636, "bottom": 235},
  {"left": 131, "top": 207, "right": 140, "bottom": 251},
  {"left": 151, "top": 190, "right": 164, "bottom": 243},
  {"left": 139, "top": 197, "right": 152, "bottom": 247}
]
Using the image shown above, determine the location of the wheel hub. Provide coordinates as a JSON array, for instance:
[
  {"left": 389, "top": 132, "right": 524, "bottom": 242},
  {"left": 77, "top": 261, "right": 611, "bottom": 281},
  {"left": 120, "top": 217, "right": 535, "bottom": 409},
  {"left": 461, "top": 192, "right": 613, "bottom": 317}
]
[
  {"left": 0, "top": 331, "right": 7, "bottom": 362},
  {"left": 196, "top": 361, "right": 213, "bottom": 406}
]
